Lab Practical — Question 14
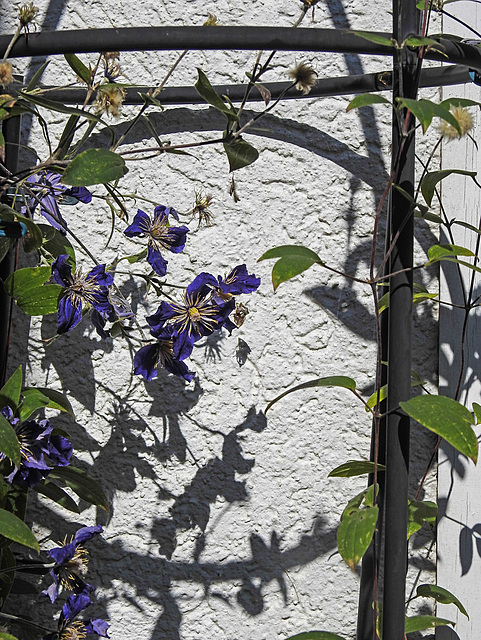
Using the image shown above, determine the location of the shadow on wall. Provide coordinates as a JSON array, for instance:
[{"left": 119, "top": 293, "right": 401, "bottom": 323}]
[{"left": 7, "top": 1, "right": 447, "bottom": 637}]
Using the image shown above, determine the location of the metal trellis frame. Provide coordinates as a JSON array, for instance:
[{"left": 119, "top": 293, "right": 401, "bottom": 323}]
[{"left": 0, "top": 9, "right": 474, "bottom": 639}]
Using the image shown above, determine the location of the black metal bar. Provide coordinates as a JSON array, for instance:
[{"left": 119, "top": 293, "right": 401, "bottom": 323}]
[
  {"left": 382, "top": 0, "right": 417, "bottom": 637},
  {"left": 6, "top": 65, "right": 470, "bottom": 107},
  {"left": 1, "top": 27, "right": 481, "bottom": 71},
  {"left": 0, "top": 107, "right": 21, "bottom": 385}
]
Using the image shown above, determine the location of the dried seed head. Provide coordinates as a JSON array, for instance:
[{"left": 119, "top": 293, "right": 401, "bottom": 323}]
[
  {"left": 192, "top": 191, "right": 214, "bottom": 228},
  {"left": 103, "top": 51, "right": 120, "bottom": 61},
  {"left": 300, "top": 0, "right": 320, "bottom": 7},
  {"left": 233, "top": 302, "right": 249, "bottom": 327},
  {"left": 19, "top": 2, "right": 38, "bottom": 26},
  {"left": 94, "top": 84, "right": 126, "bottom": 118},
  {"left": 203, "top": 13, "right": 219, "bottom": 26},
  {"left": 437, "top": 105, "right": 474, "bottom": 141},
  {"left": 288, "top": 61, "right": 317, "bottom": 95},
  {"left": 0, "top": 63, "right": 14, "bottom": 87}
]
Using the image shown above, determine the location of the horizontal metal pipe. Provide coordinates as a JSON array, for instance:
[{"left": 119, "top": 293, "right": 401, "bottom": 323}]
[
  {"left": 1, "top": 26, "right": 480, "bottom": 70},
  {"left": 8, "top": 65, "right": 471, "bottom": 106},
  {"left": 0, "top": 27, "right": 394, "bottom": 58}
]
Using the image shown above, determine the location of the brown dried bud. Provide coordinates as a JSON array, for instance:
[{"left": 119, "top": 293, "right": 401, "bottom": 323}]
[
  {"left": 288, "top": 62, "right": 317, "bottom": 95},
  {"left": 0, "top": 63, "right": 14, "bottom": 88}
]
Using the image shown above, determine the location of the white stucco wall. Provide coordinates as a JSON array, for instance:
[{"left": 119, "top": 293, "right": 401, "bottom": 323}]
[{"left": 0, "top": 1, "right": 444, "bottom": 638}]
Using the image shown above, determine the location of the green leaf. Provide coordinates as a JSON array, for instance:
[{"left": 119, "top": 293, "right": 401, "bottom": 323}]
[
  {"left": 0, "top": 547, "right": 16, "bottom": 610},
  {"left": 39, "top": 224, "right": 76, "bottom": 265},
  {"left": 396, "top": 97, "right": 462, "bottom": 134},
  {"left": 223, "top": 137, "right": 259, "bottom": 172},
  {"left": 404, "top": 615, "right": 454, "bottom": 633},
  {"left": 4, "top": 266, "right": 62, "bottom": 315},
  {"left": 0, "top": 366, "right": 22, "bottom": 412},
  {"left": 401, "top": 395, "right": 478, "bottom": 463},
  {"left": 452, "top": 220, "right": 481, "bottom": 235},
  {"left": 421, "top": 169, "right": 476, "bottom": 206},
  {"left": 338, "top": 505, "right": 378, "bottom": 570},
  {"left": 18, "top": 91, "right": 104, "bottom": 125},
  {"left": 416, "top": 584, "right": 468, "bottom": 618},
  {"left": 0, "top": 237, "right": 13, "bottom": 263},
  {"left": 353, "top": 31, "right": 396, "bottom": 47},
  {"left": 49, "top": 466, "right": 109, "bottom": 511},
  {"left": 407, "top": 499, "right": 437, "bottom": 538},
  {"left": 346, "top": 94, "right": 390, "bottom": 112},
  {"left": 404, "top": 36, "right": 440, "bottom": 48},
  {"left": 0, "top": 204, "right": 43, "bottom": 253},
  {"left": 328, "top": 460, "right": 385, "bottom": 478},
  {"left": 258, "top": 245, "right": 323, "bottom": 291},
  {"left": 0, "top": 509, "right": 39, "bottom": 552},
  {"left": 34, "top": 481, "right": 80, "bottom": 514},
  {"left": 62, "top": 148, "right": 128, "bottom": 186},
  {"left": 286, "top": 633, "right": 347, "bottom": 640},
  {"left": 427, "top": 243, "right": 474, "bottom": 264},
  {"left": 28, "top": 387, "right": 75, "bottom": 417},
  {"left": 64, "top": 53, "right": 91, "bottom": 85},
  {"left": 55, "top": 115, "right": 81, "bottom": 160},
  {"left": 473, "top": 402, "right": 481, "bottom": 424},
  {"left": 26, "top": 61, "right": 50, "bottom": 92},
  {"left": 265, "top": 376, "right": 357, "bottom": 413},
  {"left": 0, "top": 414, "right": 20, "bottom": 467},
  {"left": 17, "top": 388, "right": 50, "bottom": 421},
  {"left": 195, "top": 69, "right": 239, "bottom": 121},
  {"left": 0, "top": 633, "right": 19, "bottom": 640},
  {"left": 441, "top": 96, "right": 481, "bottom": 109}
]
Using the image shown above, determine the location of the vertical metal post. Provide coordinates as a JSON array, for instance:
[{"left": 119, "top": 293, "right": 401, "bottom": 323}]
[
  {"left": 0, "top": 110, "right": 21, "bottom": 384},
  {"left": 382, "top": 0, "right": 418, "bottom": 638}
]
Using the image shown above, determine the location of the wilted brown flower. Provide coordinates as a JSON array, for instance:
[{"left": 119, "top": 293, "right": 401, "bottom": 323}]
[
  {"left": 191, "top": 191, "right": 214, "bottom": 228},
  {"left": 94, "top": 84, "right": 126, "bottom": 118},
  {"left": 0, "top": 63, "right": 14, "bottom": 87},
  {"left": 437, "top": 105, "right": 474, "bottom": 141},
  {"left": 203, "top": 14, "right": 219, "bottom": 26},
  {"left": 103, "top": 51, "right": 120, "bottom": 61},
  {"left": 233, "top": 302, "right": 249, "bottom": 328},
  {"left": 19, "top": 2, "right": 38, "bottom": 26},
  {"left": 288, "top": 61, "right": 317, "bottom": 95}
]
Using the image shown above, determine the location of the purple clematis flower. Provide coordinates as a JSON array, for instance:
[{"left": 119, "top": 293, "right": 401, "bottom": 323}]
[
  {"left": 43, "top": 525, "right": 103, "bottom": 603},
  {"left": 0, "top": 407, "right": 72, "bottom": 488},
  {"left": 213, "top": 264, "right": 261, "bottom": 303},
  {"left": 42, "top": 592, "right": 110, "bottom": 639},
  {"left": 52, "top": 255, "right": 114, "bottom": 334},
  {"left": 124, "top": 205, "right": 189, "bottom": 276},
  {"left": 21, "top": 171, "right": 92, "bottom": 235},
  {"left": 134, "top": 326, "right": 195, "bottom": 382},
  {"left": 147, "top": 272, "right": 235, "bottom": 361}
]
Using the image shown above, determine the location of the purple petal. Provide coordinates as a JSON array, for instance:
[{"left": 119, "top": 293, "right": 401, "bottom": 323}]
[
  {"left": 57, "top": 295, "right": 83, "bottom": 334},
  {"left": 124, "top": 210, "right": 151, "bottom": 237},
  {"left": 52, "top": 255, "right": 74, "bottom": 287},
  {"left": 218, "top": 264, "right": 261, "bottom": 295},
  {"left": 172, "top": 328, "right": 197, "bottom": 361},
  {"left": 39, "top": 195, "right": 68, "bottom": 233},
  {"left": 134, "top": 344, "right": 160, "bottom": 381},
  {"left": 153, "top": 205, "right": 168, "bottom": 223},
  {"left": 85, "top": 619, "right": 110, "bottom": 637},
  {"left": 47, "top": 434, "right": 73, "bottom": 467},
  {"left": 73, "top": 525, "right": 103, "bottom": 545},
  {"left": 86, "top": 264, "right": 114, "bottom": 287},
  {"left": 91, "top": 309, "right": 109, "bottom": 339},
  {"left": 147, "top": 302, "right": 176, "bottom": 335},
  {"left": 62, "top": 592, "right": 92, "bottom": 620},
  {"left": 49, "top": 541, "right": 77, "bottom": 565},
  {"left": 186, "top": 272, "right": 218, "bottom": 299},
  {"left": 147, "top": 245, "right": 168, "bottom": 276},
  {"left": 165, "top": 357, "right": 195, "bottom": 381},
  {"left": 65, "top": 186, "right": 93, "bottom": 204},
  {"left": 165, "top": 225, "right": 189, "bottom": 254},
  {"left": 164, "top": 205, "right": 179, "bottom": 221}
]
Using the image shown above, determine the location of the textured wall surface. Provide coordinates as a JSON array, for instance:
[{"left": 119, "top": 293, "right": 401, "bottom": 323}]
[{"left": 1, "top": 1, "right": 441, "bottom": 638}]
